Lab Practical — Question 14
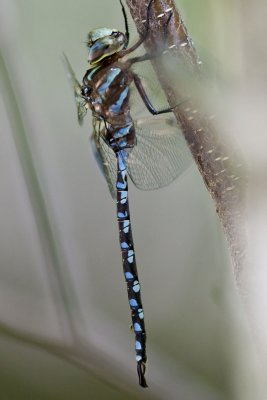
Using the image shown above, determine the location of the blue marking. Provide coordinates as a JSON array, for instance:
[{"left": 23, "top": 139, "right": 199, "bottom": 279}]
[
  {"left": 87, "top": 65, "right": 100, "bottom": 80},
  {"left": 117, "top": 154, "right": 127, "bottom": 172},
  {"left": 128, "top": 249, "right": 134, "bottom": 263},
  {"left": 134, "top": 323, "right": 142, "bottom": 332},
  {"left": 129, "top": 299, "right": 138, "bottom": 307},
  {"left": 135, "top": 341, "right": 142, "bottom": 350},
  {"left": 120, "top": 169, "right": 127, "bottom": 180},
  {"left": 138, "top": 309, "right": 144, "bottom": 319},
  {"left": 121, "top": 242, "right": 129, "bottom": 250},
  {"left": 133, "top": 281, "right": 140, "bottom": 293},
  {"left": 118, "top": 211, "right": 128, "bottom": 218},
  {"left": 116, "top": 180, "right": 127, "bottom": 190},
  {"left": 116, "top": 169, "right": 127, "bottom": 189},
  {"left": 120, "top": 149, "right": 129, "bottom": 159},
  {"left": 125, "top": 272, "right": 134, "bottom": 280},
  {"left": 89, "top": 40, "right": 106, "bottom": 58},
  {"left": 98, "top": 68, "right": 121, "bottom": 96},
  {"left": 109, "top": 87, "right": 129, "bottom": 113},
  {"left": 114, "top": 124, "right": 132, "bottom": 139},
  {"left": 119, "top": 191, "right": 127, "bottom": 204},
  {"left": 118, "top": 138, "right": 127, "bottom": 148},
  {"left": 123, "top": 220, "right": 129, "bottom": 233},
  {"left": 136, "top": 355, "right": 142, "bottom": 362}
]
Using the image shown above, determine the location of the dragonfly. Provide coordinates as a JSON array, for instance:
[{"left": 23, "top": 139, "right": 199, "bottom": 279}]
[{"left": 64, "top": 0, "right": 191, "bottom": 388}]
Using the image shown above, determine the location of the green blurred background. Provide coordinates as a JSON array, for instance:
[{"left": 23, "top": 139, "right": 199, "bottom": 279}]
[{"left": 0, "top": 0, "right": 267, "bottom": 399}]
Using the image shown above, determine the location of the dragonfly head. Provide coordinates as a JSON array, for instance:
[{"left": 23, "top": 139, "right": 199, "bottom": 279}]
[{"left": 87, "top": 28, "right": 126, "bottom": 64}]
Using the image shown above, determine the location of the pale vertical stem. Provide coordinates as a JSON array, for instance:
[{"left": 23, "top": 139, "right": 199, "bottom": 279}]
[{"left": 126, "top": 0, "right": 247, "bottom": 282}]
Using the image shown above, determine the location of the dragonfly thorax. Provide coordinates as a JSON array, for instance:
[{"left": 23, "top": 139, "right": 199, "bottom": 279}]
[{"left": 87, "top": 28, "right": 126, "bottom": 65}]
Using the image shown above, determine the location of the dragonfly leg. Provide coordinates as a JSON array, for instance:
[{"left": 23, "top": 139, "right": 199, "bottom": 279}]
[
  {"left": 127, "top": 10, "right": 174, "bottom": 65},
  {"left": 163, "top": 9, "right": 173, "bottom": 41},
  {"left": 133, "top": 73, "right": 176, "bottom": 115},
  {"left": 119, "top": 0, "right": 130, "bottom": 49},
  {"left": 128, "top": 52, "right": 156, "bottom": 65},
  {"left": 118, "top": 0, "right": 154, "bottom": 56}
]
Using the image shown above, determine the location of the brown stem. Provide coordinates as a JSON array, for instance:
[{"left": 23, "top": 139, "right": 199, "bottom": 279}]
[{"left": 126, "top": 0, "right": 247, "bottom": 282}]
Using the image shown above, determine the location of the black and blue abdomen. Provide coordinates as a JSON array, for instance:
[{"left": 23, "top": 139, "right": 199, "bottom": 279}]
[{"left": 81, "top": 58, "right": 148, "bottom": 387}]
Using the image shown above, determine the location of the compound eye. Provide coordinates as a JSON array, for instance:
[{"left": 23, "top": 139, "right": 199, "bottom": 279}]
[
  {"left": 81, "top": 85, "right": 92, "bottom": 97},
  {"left": 112, "top": 31, "right": 125, "bottom": 45},
  {"left": 111, "top": 31, "right": 123, "bottom": 40}
]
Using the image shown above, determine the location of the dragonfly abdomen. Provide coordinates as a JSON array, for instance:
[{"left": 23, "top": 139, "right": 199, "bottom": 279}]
[
  {"left": 116, "top": 149, "right": 147, "bottom": 388},
  {"left": 107, "top": 121, "right": 136, "bottom": 151}
]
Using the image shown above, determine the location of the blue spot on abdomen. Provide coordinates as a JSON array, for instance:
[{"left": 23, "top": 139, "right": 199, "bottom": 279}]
[
  {"left": 125, "top": 272, "right": 134, "bottom": 280},
  {"left": 133, "top": 281, "right": 140, "bottom": 293},
  {"left": 129, "top": 299, "right": 138, "bottom": 308},
  {"left": 135, "top": 341, "right": 142, "bottom": 350},
  {"left": 134, "top": 323, "right": 142, "bottom": 332},
  {"left": 117, "top": 211, "right": 128, "bottom": 218}
]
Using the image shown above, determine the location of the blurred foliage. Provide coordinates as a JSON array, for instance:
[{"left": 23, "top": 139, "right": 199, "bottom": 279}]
[{"left": 0, "top": 0, "right": 266, "bottom": 399}]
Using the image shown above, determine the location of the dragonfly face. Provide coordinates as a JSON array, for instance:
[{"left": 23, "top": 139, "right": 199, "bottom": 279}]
[{"left": 87, "top": 28, "right": 126, "bottom": 64}]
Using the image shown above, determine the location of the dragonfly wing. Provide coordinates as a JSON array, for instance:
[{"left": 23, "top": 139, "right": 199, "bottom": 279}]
[
  {"left": 127, "top": 115, "right": 192, "bottom": 190},
  {"left": 63, "top": 53, "right": 87, "bottom": 125},
  {"left": 91, "top": 119, "right": 117, "bottom": 200}
]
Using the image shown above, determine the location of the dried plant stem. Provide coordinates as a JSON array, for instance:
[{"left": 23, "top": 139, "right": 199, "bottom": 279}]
[{"left": 126, "top": 0, "right": 247, "bottom": 282}]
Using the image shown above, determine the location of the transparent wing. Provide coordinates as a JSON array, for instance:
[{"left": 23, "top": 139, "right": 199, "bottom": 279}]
[
  {"left": 91, "top": 115, "right": 192, "bottom": 198},
  {"left": 128, "top": 59, "right": 192, "bottom": 190},
  {"left": 63, "top": 53, "right": 87, "bottom": 125},
  {"left": 127, "top": 115, "right": 192, "bottom": 190},
  {"left": 91, "top": 118, "right": 117, "bottom": 200},
  {"left": 91, "top": 120, "right": 191, "bottom": 198}
]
